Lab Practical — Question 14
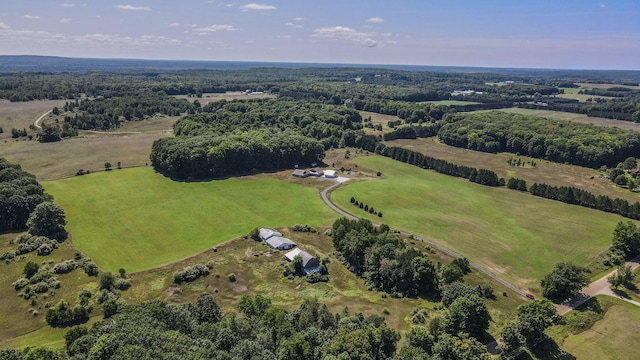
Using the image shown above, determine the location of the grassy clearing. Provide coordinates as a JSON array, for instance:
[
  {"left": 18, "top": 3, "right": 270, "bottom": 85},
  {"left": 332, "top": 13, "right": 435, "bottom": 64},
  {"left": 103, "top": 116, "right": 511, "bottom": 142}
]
[
  {"left": 2, "top": 115, "right": 177, "bottom": 181},
  {"left": 123, "top": 225, "right": 525, "bottom": 338},
  {"left": 174, "top": 91, "right": 276, "bottom": 106},
  {"left": 42, "top": 167, "right": 337, "bottom": 272},
  {"left": 576, "top": 83, "right": 640, "bottom": 90},
  {"left": 551, "top": 296, "right": 640, "bottom": 360},
  {"left": 388, "top": 137, "right": 640, "bottom": 205},
  {"left": 0, "top": 232, "right": 99, "bottom": 349},
  {"left": 488, "top": 107, "right": 640, "bottom": 131},
  {"left": 0, "top": 99, "right": 67, "bottom": 141},
  {"left": 421, "top": 100, "right": 481, "bottom": 106},
  {"left": 331, "top": 155, "right": 627, "bottom": 292}
]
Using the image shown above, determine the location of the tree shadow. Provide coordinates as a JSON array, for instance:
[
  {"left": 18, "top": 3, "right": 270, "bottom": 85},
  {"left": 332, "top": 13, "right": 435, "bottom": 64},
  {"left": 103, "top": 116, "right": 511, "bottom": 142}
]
[{"left": 529, "top": 336, "right": 576, "bottom": 360}]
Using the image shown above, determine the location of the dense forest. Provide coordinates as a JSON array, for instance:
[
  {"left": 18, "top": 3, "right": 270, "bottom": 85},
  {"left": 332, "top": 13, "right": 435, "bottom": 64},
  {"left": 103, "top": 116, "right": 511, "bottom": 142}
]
[
  {"left": 437, "top": 111, "right": 640, "bottom": 168},
  {"left": 150, "top": 99, "right": 378, "bottom": 179}
]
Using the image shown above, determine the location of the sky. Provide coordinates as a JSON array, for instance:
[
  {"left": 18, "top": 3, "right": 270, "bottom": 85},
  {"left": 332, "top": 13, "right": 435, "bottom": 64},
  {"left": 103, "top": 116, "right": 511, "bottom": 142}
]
[{"left": 1, "top": 1, "right": 639, "bottom": 70}]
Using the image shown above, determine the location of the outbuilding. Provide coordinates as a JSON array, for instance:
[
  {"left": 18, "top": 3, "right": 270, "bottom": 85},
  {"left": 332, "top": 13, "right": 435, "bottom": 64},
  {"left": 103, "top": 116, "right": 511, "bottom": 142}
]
[
  {"left": 259, "top": 228, "right": 282, "bottom": 241},
  {"left": 324, "top": 170, "right": 337, "bottom": 178},
  {"left": 284, "top": 248, "right": 321, "bottom": 274},
  {"left": 265, "top": 236, "right": 297, "bottom": 250}
]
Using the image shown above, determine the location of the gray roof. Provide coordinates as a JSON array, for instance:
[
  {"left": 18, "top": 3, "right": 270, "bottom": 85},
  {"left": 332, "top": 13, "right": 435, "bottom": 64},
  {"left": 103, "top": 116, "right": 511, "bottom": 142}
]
[
  {"left": 259, "top": 228, "right": 282, "bottom": 241},
  {"left": 284, "top": 248, "right": 319, "bottom": 268},
  {"left": 265, "top": 236, "right": 297, "bottom": 249}
]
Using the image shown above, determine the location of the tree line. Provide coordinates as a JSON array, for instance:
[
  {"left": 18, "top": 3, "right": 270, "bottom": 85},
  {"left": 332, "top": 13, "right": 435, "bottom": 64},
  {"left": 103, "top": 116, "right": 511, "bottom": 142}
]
[{"left": 438, "top": 111, "right": 640, "bottom": 168}]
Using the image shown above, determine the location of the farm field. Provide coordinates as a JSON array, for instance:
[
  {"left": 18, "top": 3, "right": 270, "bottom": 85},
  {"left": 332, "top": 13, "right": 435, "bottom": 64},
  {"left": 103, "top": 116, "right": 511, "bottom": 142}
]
[
  {"left": 1, "top": 116, "right": 177, "bottom": 181},
  {"left": 330, "top": 155, "right": 627, "bottom": 292},
  {"left": 42, "top": 167, "right": 337, "bottom": 272},
  {"left": 551, "top": 297, "right": 640, "bottom": 360},
  {"left": 488, "top": 107, "right": 640, "bottom": 131},
  {"left": 388, "top": 137, "right": 640, "bottom": 204}
]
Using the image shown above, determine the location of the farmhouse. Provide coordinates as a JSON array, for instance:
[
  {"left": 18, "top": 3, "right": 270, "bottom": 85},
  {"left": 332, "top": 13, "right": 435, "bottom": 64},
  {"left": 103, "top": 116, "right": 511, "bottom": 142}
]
[
  {"left": 292, "top": 169, "right": 309, "bottom": 178},
  {"left": 259, "top": 228, "right": 282, "bottom": 241},
  {"left": 324, "top": 170, "right": 337, "bottom": 178},
  {"left": 265, "top": 236, "right": 297, "bottom": 250},
  {"left": 284, "top": 248, "right": 321, "bottom": 274}
]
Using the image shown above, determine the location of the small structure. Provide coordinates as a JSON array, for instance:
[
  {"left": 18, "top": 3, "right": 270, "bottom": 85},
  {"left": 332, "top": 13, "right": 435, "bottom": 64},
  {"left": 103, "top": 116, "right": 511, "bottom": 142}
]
[
  {"left": 265, "top": 236, "right": 297, "bottom": 250},
  {"left": 284, "top": 248, "right": 321, "bottom": 274},
  {"left": 308, "top": 167, "right": 324, "bottom": 177},
  {"left": 259, "top": 228, "right": 282, "bottom": 241},
  {"left": 292, "top": 169, "right": 309, "bottom": 178},
  {"left": 324, "top": 170, "right": 337, "bottom": 178}
]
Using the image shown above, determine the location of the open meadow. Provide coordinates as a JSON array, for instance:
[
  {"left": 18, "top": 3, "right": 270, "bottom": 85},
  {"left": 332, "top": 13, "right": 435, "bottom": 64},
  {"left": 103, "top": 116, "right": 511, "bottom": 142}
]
[
  {"left": 388, "top": 137, "right": 640, "bottom": 204},
  {"left": 549, "top": 296, "right": 640, "bottom": 360},
  {"left": 489, "top": 107, "right": 640, "bottom": 132},
  {"left": 330, "top": 155, "right": 629, "bottom": 292},
  {"left": 42, "top": 167, "right": 338, "bottom": 272},
  {"left": 1, "top": 116, "right": 177, "bottom": 181}
]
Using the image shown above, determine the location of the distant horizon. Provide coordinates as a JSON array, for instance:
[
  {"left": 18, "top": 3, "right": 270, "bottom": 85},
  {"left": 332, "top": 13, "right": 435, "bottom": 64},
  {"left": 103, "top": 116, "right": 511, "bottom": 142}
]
[
  {"left": 3, "top": 54, "right": 640, "bottom": 73},
  {"left": 2, "top": 1, "right": 638, "bottom": 71}
]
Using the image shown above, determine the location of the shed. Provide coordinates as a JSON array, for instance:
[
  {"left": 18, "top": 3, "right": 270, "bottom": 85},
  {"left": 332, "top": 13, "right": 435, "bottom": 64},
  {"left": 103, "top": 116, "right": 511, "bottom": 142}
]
[
  {"left": 265, "top": 236, "right": 297, "bottom": 250},
  {"left": 292, "top": 169, "right": 309, "bottom": 178},
  {"left": 324, "top": 170, "right": 337, "bottom": 178},
  {"left": 284, "top": 248, "right": 321, "bottom": 274},
  {"left": 259, "top": 228, "right": 282, "bottom": 241},
  {"left": 308, "top": 167, "right": 324, "bottom": 177}
]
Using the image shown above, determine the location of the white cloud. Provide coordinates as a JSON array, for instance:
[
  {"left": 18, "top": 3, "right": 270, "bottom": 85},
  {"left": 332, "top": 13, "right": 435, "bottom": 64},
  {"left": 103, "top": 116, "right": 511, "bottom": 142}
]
[
  {"left": 60, "top": 18, "right": 71, "bottom": 23},
  {"left": 24, "top": 14, "right": 40, "bottom": 20},
  {"left": 0, "top": 22, "right": 10, "bottom": 30},
  {"left": 286, "top": 22, "right": 302, "bottom": 29},
  {"left": 313, "top": 26, "right": 381, "bottom": 47},
  {"left": 292, "top": 17, "right": 304, "bottom": 21},
  {"left": 60, "top": 3, "right": 75, "bottom": 7},
  {"left": 226, "top": 4, "right": 234, "bottom": 7},
  {"left": 169, "top": 23, "right": 181, "bottom": 27},
  {"left": 240, "top": 3, "right": 276, "bottom": 11},
  {"left": 194, "top": 24, "right": 236, "bottom": 32},
  {"left": 115, "top": 5, "right": 152, "bottom": 11},
  {"left": 367, "top": 17, "right": 384, "bottom": 23},
  {"left": 599, "top": 4, "right": 606, "bottom": 8}
]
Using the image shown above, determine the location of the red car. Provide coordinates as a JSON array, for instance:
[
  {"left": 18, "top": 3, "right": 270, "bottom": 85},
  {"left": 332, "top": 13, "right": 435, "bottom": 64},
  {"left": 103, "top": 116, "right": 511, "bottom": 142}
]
[{"left": 525, "top": 293, "right": 535, "bottom": 299}]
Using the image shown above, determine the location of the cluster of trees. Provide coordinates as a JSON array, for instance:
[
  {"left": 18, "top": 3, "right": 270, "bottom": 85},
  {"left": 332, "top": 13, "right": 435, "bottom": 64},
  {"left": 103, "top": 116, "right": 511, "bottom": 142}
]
[
  {"left": 605, "top": 156, "right": 638, "bottom": 190},
  {"left": 378, "top": 145, "right": 504, "bottom": 186},
  {"left": 518, "top": 95, "right": 640, "bottom": 122},
  {"left": 438, "top": 111, "right": 640, "bottom": 168},
  {"left": 61, "top": 93, "right": 198, "bottom": 131},
  {"left": 332, "top": 218, "right": 439, "bottom": 296},
  {"left": 506, "top": 157, "right": 537, "bottom": 168},
  {"left": 507, "top": 178, "right": 528, "bottom": 191},
  {"left": 382, "top": 122, "right": 442, "bottom": 141},
  {"left": 151, "top": 98, "right": 381, "bottom": 179},
  {"left": 0, "top": 158, "right": 53, "bottom": 232},
  {"left": 529, "top": 182, "right": 640, "bottom": 220},
  {"left": 499, "top": 299, "right": 558, "bottom": 355}
]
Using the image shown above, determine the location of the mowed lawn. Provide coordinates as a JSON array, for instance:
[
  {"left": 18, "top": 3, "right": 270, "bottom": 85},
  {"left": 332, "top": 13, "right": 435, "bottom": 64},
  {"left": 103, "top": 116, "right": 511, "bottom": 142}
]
[
  {"left": 43, "top": 167, "right": 336, "bottom": 272},
  {"left": 331, "top": 156, "right": 628, "bottom": 292}
]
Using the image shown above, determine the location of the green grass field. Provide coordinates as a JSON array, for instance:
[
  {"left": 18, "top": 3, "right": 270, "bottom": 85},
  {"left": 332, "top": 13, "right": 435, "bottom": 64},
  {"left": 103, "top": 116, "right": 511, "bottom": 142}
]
[
  {"left": 331, "top": 156, "right": 628, "bottom": 292},
  {"left": 551, "top": 296, "right": 640, "bottom": 360},
  {"left": 43, "top": 168, "right": 337, "bottom": 272},
  {"left": 421, "top": 100, "right": 481, "bottom": 106},
  {"left": 487, "top": 108, "right": 640, "bottom": 132}
]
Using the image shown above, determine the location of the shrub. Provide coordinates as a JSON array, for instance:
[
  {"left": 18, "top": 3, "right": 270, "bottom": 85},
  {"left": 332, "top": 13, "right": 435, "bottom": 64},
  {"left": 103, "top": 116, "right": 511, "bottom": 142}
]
[
  {"left": 23, "top": 261, "right": 40, "bottom": 278},
  {"left": 227, "top": 273, "right": 237, "bottom": 282},
  {"left": 81, "top": 260, "right": 99, "bottom": 276},
  {"left": 13, "top": 278, "right": 30, "bottom": 291},
  {"left": 114, "top": 278, "right": 132, "bottom": 290},
  {"left": 174, "top": 264, "right": 211, "bottom": 284},
  {"left": 53, "top": 260, "right": 78, "bottom": 274},
  {"left": 306, "top": 271, "right": 329, "bottom": 283}
]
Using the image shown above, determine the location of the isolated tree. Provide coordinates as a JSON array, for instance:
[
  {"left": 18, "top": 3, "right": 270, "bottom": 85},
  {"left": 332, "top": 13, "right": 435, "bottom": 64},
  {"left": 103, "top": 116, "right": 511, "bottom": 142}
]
[
  {"left": 612, "top": 221, "right": 640, "bottom": 258},
  {"left": 541, "top": 262, "right": 589, "bottom": 302},
  {"left": 99, "top": 272, "right": 116, "bottom": 291},
  {"left": 104, "top": 162, "right": 112, "bottom": 171},
  {"left": 26, "top": 201, "right": 67, "bottom": 241},
  {"left": 23, "top": 261, "right": 40, "bottom": 279},
  {"left": 608, "top": 264, "right": 635, "bottom": 289}
]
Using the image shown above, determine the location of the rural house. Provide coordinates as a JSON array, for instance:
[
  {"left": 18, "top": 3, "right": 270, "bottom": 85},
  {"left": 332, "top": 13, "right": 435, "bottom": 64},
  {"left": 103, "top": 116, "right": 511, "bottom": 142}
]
[
  {"left": 259, "top": 228, "right": 282, "bottom": 241},
  {"left": 324, "top": 169, "right": 337, "bottom": 178},
  {"left": 265, "top": 236, "right": 297, "bottom": 250},
  {"left": 284, "top": 248, "right": 321, "bottom": 274},
  {"left": 308, "top": 167, "right": 324, "bottom": 177}
]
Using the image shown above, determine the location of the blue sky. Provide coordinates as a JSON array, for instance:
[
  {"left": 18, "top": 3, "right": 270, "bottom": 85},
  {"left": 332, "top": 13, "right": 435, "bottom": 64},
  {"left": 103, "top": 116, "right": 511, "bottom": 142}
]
[{"left": 1, "top": 1, "right": 638, "bottom": 69}]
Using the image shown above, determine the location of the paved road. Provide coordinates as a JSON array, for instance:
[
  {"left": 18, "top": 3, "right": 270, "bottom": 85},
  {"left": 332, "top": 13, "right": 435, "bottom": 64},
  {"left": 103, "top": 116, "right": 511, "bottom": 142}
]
[
  {"left": 319, "top": 180, "right": 529, "bottom": 298},
  {"left": 34, "top": 109, "right": 52, "bottom": 129},
  {"left": 556, "top": 255, "right": 640, "bottom": 315}
]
